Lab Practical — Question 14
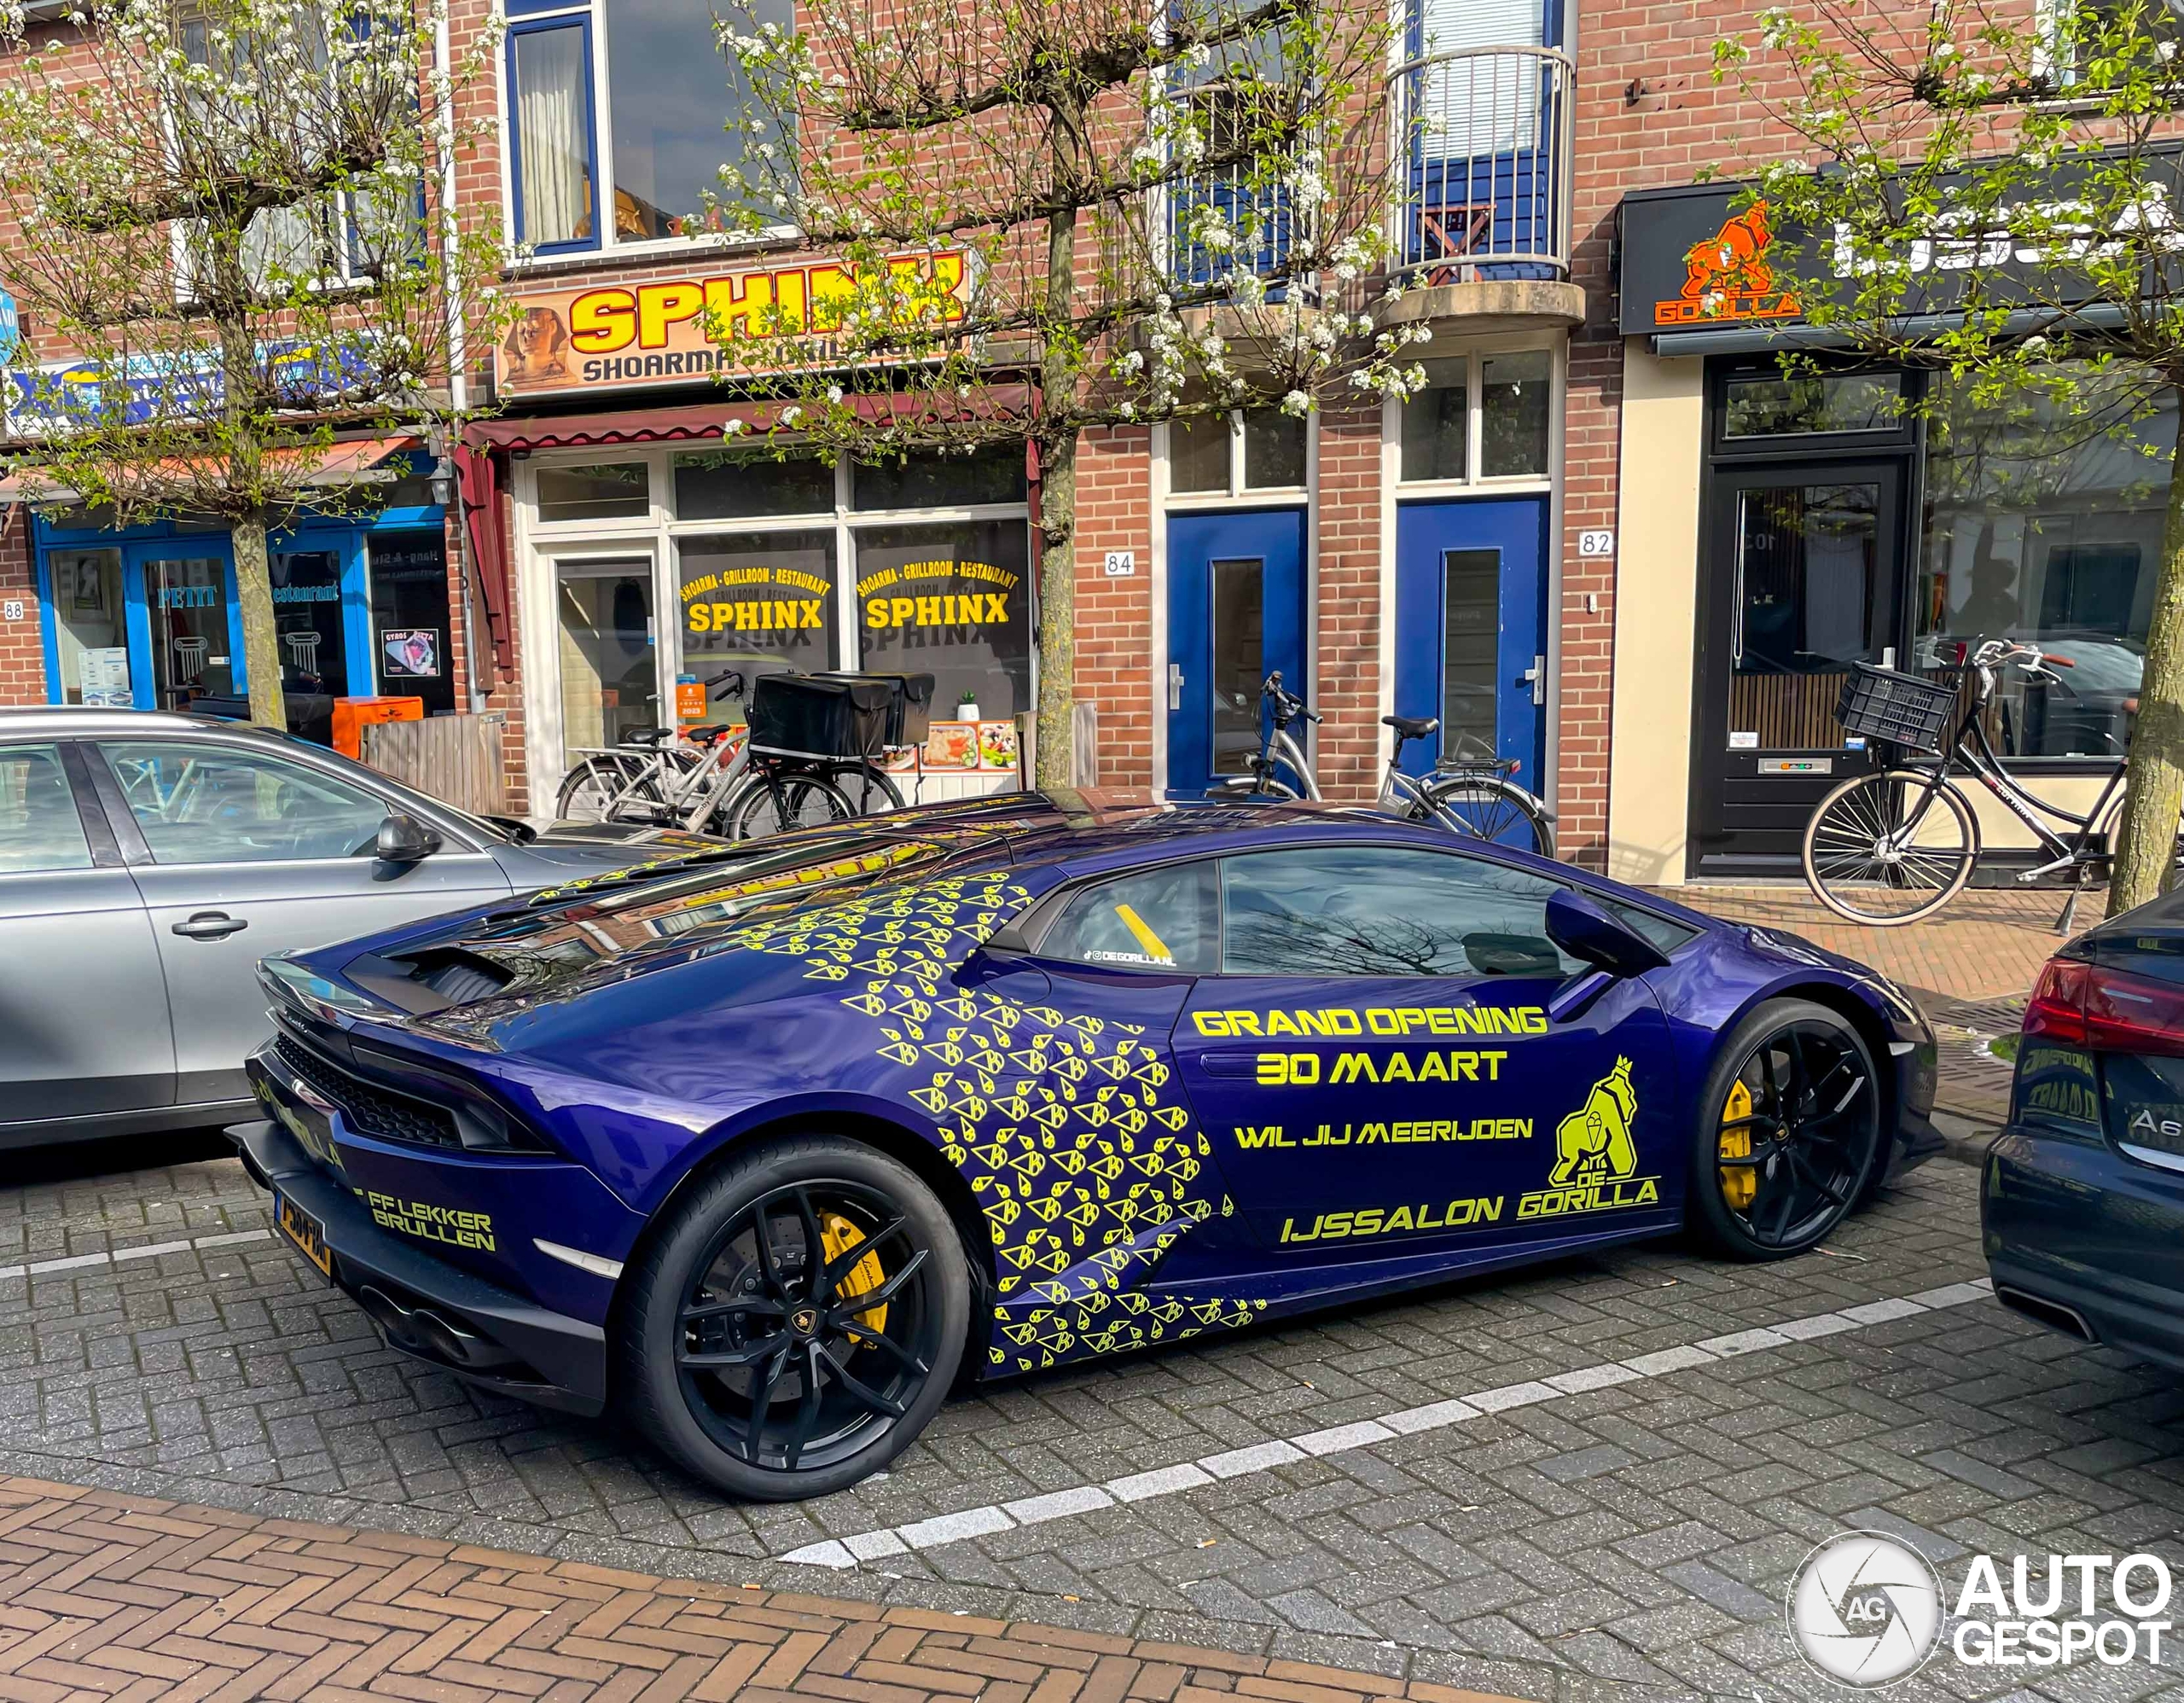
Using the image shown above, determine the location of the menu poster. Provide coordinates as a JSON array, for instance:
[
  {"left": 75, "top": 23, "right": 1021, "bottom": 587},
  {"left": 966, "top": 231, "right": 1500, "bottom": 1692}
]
[{"left": 79, "top": 647, "right": 131, "bottom": 707}]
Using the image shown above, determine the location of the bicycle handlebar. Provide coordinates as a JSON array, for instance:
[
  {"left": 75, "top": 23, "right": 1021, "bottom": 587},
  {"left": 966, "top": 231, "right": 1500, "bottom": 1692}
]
[
  {"left": 706, "top": 668, "right": 748, "bottom": 697},
  {"left": 1261, "top": 671, "right": 1322, "bottom": 726}
]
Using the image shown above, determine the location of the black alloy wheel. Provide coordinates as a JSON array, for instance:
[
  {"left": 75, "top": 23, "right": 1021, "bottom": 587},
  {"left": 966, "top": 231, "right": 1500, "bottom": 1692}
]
[
  {"left": 1687, "top": 1000, "right": 1883, "bottom": 1261},
  {"left": 619, "top": 1137, "right": 968, "bottom": 1500}
]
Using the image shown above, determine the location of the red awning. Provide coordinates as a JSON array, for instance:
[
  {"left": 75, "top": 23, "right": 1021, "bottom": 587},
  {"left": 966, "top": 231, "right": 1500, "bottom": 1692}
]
[
  {"left": 455, "top": 444, "right": 514, "bottom": 677},
  {"left": 457, "top": 385, "right": 1037, "bottom": 454}
]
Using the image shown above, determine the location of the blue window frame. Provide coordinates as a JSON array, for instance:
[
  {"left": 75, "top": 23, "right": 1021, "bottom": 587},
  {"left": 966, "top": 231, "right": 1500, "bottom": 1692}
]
[{"left": 508, "top": 15, "right": 600, "bottom": 255}]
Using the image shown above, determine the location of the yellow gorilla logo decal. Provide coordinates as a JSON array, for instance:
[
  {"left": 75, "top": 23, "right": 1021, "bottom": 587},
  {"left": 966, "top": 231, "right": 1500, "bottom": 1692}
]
[{"left": 1550, "top": 1057, "right": 1637, "bottom": 1185}]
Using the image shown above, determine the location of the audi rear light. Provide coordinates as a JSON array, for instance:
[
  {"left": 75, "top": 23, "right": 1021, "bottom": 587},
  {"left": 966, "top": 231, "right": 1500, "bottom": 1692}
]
[
  {"left": 2022, "top": 956, "right": 2184, "bottom": 1059},
  {"left": 2024, "top": 959, "right": 2089, "bottom": 1044}
]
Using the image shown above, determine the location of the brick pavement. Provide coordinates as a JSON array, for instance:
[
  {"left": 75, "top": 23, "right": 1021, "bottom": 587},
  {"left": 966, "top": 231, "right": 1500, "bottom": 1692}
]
[
  {"left": 1662, "top": 883, "right": 2085, "bottom": 1127},
  {"left": 1656, "top": 884, "right": 2085, "bottom": 1003},
  {"left": 0, "top": 1476, "right": 1525, "bottom": 1703},
  {"left": 9, "top": 1131, "right": 2184, "bottom": 1700}
]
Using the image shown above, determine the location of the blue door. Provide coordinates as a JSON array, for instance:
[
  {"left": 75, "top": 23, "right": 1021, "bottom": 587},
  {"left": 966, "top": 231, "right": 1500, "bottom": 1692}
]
[
  {"left": 121, "top": 539, "right": 242, "bottom": 711},
  {"left": 1167, "top": 509, "right": 1307, "bottom": 797},
  {"left": 1394, "top": 495, "right": 1548, "bottom": 788}
]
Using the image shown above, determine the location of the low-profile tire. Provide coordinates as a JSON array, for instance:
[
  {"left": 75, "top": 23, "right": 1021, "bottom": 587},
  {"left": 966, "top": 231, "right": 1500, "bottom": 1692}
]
[
  {"left": 1686, "top": 999, "right": 1885, "bottom": 1263},
  {"left": 616, "top": 1136, "right": 971, "bottom": 1501}
]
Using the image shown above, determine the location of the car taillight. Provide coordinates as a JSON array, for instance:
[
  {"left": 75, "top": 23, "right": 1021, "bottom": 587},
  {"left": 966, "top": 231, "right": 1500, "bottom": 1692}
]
[{"left": 2023, "top": 956, "right": 2184, "bottom": 1059}]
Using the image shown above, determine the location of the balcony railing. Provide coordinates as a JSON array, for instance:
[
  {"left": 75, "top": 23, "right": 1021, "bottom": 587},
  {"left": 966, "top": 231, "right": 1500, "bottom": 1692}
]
[{"left": 1387, "top": 44, "right": 1574, "bottom": 287}]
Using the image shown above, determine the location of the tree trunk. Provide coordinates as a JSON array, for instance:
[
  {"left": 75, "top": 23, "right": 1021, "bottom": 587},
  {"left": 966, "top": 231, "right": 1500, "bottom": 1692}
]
[
  {"left": 210, "top": 232, "right": 285, "bottom": 734},
  {"left": 1034, "top": 426, "right": 1077, "bottom": 788},
  {"left": 230, "top": 509, "right": 286, "bottom": 732},
  {"left": 2108, "top": 387, "right": 2184, "bottom": 915},
  {"left": 1033, "top": 100, "right": 1083, "bottom": 791}
]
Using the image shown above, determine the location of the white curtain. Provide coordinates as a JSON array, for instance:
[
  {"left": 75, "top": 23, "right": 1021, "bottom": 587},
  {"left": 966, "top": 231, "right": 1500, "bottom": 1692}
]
[
  {"left": 517, "top": 27, "right": 591, "bottom": 244},
  {"left": 1414, "top": 0, "right": 1543, "bottom": 159}
]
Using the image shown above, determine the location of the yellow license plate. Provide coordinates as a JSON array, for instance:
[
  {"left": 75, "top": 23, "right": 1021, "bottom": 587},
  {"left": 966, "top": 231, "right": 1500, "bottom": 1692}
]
[{"left": 275, "top": 1192, "right": 333, "bottom": 1280}]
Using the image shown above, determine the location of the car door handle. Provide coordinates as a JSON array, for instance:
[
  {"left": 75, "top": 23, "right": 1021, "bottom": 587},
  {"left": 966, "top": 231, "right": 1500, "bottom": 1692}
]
[{"left": 171, "top": 911, "right": 247, "bottom": 940}]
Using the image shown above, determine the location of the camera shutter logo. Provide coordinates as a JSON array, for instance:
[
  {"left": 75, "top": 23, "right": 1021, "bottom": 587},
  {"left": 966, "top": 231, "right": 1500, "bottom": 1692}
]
[{"left": 1787, "top": 1531, "right": 1943, "bottom": 1687}]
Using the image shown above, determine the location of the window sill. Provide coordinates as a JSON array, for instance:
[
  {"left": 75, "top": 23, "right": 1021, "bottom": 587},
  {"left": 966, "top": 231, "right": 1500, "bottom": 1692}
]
[{"left": 502, "top": 225, "right": 806, "bottom": 281}]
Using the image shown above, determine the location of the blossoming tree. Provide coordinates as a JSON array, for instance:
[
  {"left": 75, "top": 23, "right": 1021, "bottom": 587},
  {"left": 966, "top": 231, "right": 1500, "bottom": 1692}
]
[
  {"left": 0, "top": 0, "right": 502, "bottom": 729},
  {"left": 702, "top": 0, "right": 1425, "bottom": 783},
  {"left": 1717, "top": 0, "right": 2184, "bottom": 911}
]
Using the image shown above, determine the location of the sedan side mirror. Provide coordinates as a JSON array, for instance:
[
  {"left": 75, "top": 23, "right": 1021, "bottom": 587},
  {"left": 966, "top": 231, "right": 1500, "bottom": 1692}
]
[
  {"left": 375, "top": 811, "right": 442, "bottom": 864},
  {"left": 1544, "top": 888, "right": 1670, "bottom": 979}
]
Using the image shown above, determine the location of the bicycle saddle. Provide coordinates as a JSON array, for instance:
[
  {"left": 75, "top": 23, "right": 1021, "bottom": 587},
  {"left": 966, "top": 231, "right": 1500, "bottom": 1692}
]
[
  {"left": 685, "top": 724, "right": 741, "bottom": 745},
  {"left": 1382, "top": 714, "right": 1440, "bottom": 740},
  {"left": 619, "top": 727, "right": 674, "bottom": 746}
]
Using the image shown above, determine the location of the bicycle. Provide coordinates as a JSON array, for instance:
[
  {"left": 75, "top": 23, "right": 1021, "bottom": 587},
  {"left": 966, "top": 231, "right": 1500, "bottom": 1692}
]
[
  {"left": 1205, "top": 671, "right": 1322, "bottom": 801},
  {"left": 1207, "top": 672, "right": 1557, "bottom": 857},
  {"left": 557, "top": 671, "right": 857, "bottom": 840},
  {"left": 1801, "top": 638, "right": 2184, "bottom": 929},
  {"left": 1378, "top": 713, "right": 1555, "bottom": 858}
]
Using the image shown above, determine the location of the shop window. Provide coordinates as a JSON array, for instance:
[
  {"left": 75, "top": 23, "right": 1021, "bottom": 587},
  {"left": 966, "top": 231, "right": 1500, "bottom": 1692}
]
[
  {"left": 537, "top": 461, "right": 651, "bottom": 522},
  {"left": 48, "top": 549, "right": 125, "bottom": 706},
  {"left": 1218, "top": 846, "right": 1577, "bottom": 978},
  {"left": 1399, "top": 350, "right": 1553, "bottom": 483},
  {"left": 271, "top": 550, "right": 347, "bottom": 698},
  {"left": 1918, "top": 370, "right": 2175, "bottom": 761},
  {"left": 1168, "top": 410, "right": 1307, "bottom": 496},
  {"left": 853, "top": 520, "right": 1031, "bottom": 720},
  {"left": 1480, "top": 350, "right": 1550, "bottom": 477},
  {"left": 851, "top": 445, "right": 1025, "bottom": 511},
  {"left": 1723, "top": 372, "right": 1905, "bottom": 439},
  {"left": 556, "top": 558, "right": 658, "bottom": 747},
  {"left": 506, "top": 0, "right": 793, "bottom": 253},
  {"left": 368, "top": 536, "right": 455, "bottom": 715},
  {"left": 0, "top": 745, "right": 93, "bottom": 875},
  {"left": 677, "top": 531, "right": 839, "bottom": 709},
  {"left": 676, "top": 453, "right": 837, "bottom": 520}
]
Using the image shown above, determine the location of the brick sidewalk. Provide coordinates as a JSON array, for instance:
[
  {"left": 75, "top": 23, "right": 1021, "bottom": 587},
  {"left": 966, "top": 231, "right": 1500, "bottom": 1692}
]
[
  {"left": 1655, "top": 882, "right": 2084, "bottom": 1001},
  {"left": 1659, "top": 883, "right": 2094, "bottom": 1128},
  {"left": 0, "top": 1476, "right": 1528, "bottom": 1703}
]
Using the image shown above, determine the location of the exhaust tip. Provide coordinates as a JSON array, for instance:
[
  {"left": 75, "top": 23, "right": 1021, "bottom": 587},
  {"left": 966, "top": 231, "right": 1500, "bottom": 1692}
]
[{"left": 1995, "top": 1284, "right": 2099, "bottom": 1344}]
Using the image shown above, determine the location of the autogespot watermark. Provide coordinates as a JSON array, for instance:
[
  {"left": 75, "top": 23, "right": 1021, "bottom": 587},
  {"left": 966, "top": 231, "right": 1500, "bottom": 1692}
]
[{"left": 1786, "top": 1531, "right": 2175, "bottom": 1688}]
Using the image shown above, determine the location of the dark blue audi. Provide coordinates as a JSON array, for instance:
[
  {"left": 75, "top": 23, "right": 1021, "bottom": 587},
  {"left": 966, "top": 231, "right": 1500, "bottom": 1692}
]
[{"left": 229, "top": 793, "right": 1940, "bottom": 1501}]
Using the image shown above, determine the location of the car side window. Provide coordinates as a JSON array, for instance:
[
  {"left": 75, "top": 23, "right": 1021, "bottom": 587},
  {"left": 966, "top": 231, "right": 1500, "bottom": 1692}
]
[
  {"left": 0, "top": 744, "right": 94, "bottom": 875},
  {"left": 1218, "top": 846, "right": 1583, "bottom": 979},
  {"left": 1040, "top": 861, "right": 1219, "bottom": 973},
  {"left": 99, "top": 741, "right": 391, "bottom": 865}
]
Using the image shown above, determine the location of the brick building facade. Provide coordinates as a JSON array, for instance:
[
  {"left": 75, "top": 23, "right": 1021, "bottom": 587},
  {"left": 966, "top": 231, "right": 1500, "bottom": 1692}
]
[{"left": 13, "top": 0, "right": 2137, "bottom": 876}]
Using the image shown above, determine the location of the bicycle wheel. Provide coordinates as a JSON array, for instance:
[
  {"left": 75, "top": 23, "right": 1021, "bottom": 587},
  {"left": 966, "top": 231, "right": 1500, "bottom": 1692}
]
[
  {"left": 558, "top": 755, "right": 659, "bottom": 824},
  {"left": 832, "top": 762, "right": 906, "bottom": 817},
  {"left": 724, "top": 771, "right": 857, "bottom": 840},
  {"left": 1422, "top": 776, "right": 1554, "bottom": 857},
  {"left": 1802, "top": 769, "right": 1979, "bottom": 924}
]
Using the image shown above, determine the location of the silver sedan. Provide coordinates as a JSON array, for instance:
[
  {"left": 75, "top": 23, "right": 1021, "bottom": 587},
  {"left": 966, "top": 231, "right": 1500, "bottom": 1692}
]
[{"left": 0, "top": 706, "right": 720, "bottom": 1148}]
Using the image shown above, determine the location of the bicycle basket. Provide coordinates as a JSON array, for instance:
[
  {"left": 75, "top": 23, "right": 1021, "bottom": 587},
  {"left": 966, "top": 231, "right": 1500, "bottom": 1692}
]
[
  {"left": 1836, "top": 663, "right": 1956, "bottom": 753},
  {"left": 746, "top": 673, "right": 892, "bottom": 761}
]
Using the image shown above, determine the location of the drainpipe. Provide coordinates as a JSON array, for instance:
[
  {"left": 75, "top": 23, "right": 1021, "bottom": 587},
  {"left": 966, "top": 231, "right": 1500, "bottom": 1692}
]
[{"left": 433, "top": 0, "right": 488, "bottom": 712}]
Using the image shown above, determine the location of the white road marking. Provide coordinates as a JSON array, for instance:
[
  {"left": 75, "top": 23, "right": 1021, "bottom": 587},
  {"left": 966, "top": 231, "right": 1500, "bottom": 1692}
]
[
  {"left": 0, "top": 1229, "right": 273, "bottom": 1283},
  {"left": 777, "top": 1276, "right": 1998, "bottom": 1569}
]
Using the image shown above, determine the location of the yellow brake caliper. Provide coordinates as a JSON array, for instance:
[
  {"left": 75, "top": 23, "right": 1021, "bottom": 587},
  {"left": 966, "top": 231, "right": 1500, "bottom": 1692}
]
[
  {"left": 820, "top": 1213, "right": 889, "bottom": 1334},
  {"left": 1719, "top": 1079, "right": 1757, "bottom": 1209}
]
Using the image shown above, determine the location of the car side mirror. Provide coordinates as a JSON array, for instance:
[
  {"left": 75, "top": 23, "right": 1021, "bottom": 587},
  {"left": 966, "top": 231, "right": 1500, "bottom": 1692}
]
[
  {"left": 1544, "top": 888, "right": 1670, "bottom": 979},
  {"left": 375, "top": 811, "right": 442, "bottom": 864}
]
